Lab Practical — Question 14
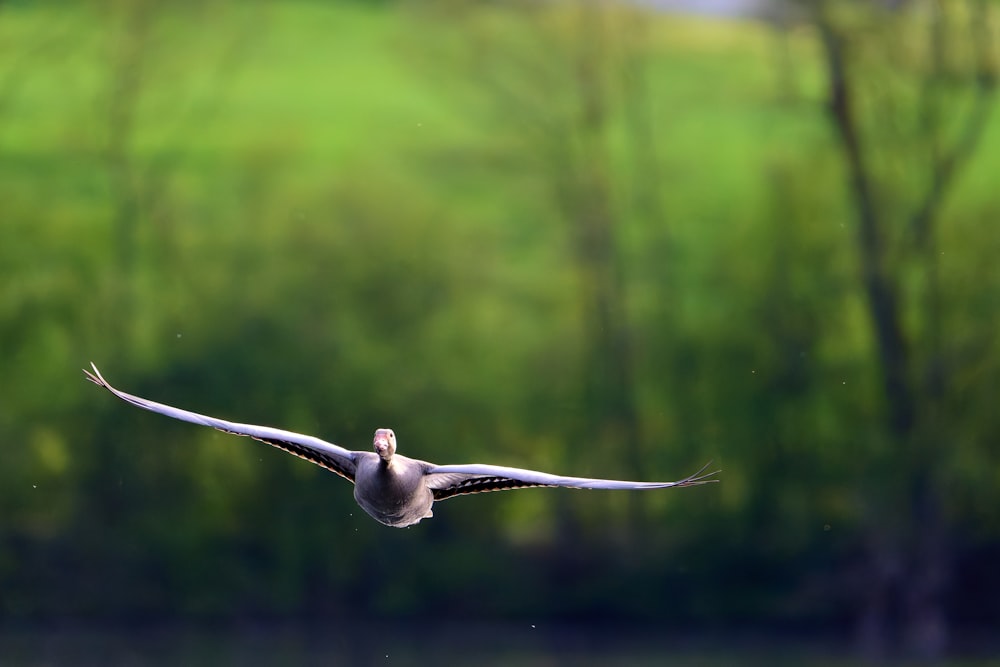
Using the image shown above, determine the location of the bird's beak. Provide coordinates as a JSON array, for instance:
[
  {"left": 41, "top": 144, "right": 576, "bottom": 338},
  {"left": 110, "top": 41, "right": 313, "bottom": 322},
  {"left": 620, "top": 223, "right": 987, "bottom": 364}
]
[{"left": 374, "top": 436, "right": 389, "bottom": 457}]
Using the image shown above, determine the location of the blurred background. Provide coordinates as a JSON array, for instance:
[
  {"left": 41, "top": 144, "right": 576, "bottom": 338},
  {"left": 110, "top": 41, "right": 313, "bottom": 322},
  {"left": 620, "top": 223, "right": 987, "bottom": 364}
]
[{"left": 2, "top": 0, "right": 999, "bottom": 664}]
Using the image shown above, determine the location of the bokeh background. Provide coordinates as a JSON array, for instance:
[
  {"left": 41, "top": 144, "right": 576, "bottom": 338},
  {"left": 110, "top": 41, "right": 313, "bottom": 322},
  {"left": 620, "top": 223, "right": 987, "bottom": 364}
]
[{"left": 2, "top": 0, "right": 999, "bottom": 664}]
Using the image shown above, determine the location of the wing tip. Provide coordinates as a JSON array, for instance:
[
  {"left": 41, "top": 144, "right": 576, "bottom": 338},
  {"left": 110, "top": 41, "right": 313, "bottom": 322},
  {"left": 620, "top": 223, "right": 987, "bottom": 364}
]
[
  {"left": 83, "top": 362, "right": 109, "bottom": 388},
  {"left": 675, "top": 460, "right": 721, "bottom": 487}
]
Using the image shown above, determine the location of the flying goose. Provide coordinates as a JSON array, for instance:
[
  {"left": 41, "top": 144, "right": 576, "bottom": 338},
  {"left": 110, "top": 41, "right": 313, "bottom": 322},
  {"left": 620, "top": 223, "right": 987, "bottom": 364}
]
[{"left": 84, "top": 363, "right": 718, "bottom": 528}]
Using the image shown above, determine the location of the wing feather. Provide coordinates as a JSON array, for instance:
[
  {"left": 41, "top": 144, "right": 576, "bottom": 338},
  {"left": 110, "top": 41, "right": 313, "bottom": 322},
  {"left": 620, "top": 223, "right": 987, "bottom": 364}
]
[
  {"left": 426, "top": 461, "right": 718, "bottom": 500},
  {"left": 84, "top": 363, "right": 358, "bottom": 482}
]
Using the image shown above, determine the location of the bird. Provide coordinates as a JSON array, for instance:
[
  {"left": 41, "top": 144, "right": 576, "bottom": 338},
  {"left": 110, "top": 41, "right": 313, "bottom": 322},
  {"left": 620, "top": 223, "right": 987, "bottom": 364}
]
[{"left": 84, "top": 363, "right": 718, "bottom": 528}]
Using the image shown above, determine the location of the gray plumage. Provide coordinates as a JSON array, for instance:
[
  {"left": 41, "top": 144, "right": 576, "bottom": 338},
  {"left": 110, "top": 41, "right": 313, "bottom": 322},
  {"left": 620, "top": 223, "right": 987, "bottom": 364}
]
[{"left": 84, "top": 363, "right": 718, "bottom": 528}]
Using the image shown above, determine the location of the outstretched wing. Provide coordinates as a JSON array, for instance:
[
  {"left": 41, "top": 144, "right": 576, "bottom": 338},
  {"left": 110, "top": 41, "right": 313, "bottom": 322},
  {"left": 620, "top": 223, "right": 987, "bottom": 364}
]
[
  {"left": 425, "top": 460, "right": 718, "bottom": 500},
  {"left": 84, "top": 363, "right": 359, "bottom": 483}
]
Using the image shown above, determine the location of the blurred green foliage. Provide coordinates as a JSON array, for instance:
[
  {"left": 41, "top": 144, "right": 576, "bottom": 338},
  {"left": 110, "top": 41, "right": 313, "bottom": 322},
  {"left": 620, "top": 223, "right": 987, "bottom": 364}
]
[{"left": 1, "top": 0, "right": 998, "bottom": 653}]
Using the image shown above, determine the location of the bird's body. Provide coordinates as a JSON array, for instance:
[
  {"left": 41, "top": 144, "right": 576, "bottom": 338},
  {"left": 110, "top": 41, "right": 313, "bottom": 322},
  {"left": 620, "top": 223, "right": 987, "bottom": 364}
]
[
  {"left": 84, "top": 364, "right": 717, "bottom": 527},
  {"left": 353, "top": 453, "right": 435, "bottom": 527}
]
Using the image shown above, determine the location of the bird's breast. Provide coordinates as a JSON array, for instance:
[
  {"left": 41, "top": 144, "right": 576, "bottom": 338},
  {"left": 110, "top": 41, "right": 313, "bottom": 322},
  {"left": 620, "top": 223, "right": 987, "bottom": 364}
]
[{"left": 353, "top": 458, "right": 433, "bottom": 527}]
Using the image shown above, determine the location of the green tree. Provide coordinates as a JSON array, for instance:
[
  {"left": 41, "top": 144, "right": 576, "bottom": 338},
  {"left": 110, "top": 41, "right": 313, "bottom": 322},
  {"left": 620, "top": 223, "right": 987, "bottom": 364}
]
[{"left": 813, "top": 0, "right": 997, "bottom": 657}]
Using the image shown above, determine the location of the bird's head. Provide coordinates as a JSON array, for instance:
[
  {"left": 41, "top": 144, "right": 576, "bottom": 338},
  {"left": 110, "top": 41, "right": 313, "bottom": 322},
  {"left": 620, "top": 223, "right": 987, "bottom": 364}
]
[{"left": 373, "top": 428, "right": 396, "bottom": 462}]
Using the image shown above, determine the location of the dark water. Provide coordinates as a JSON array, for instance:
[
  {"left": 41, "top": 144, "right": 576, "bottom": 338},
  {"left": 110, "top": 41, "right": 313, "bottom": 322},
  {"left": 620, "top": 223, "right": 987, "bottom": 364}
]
[
  {"left": 0, "top": 624, "right": 809, "bottom": 667},
  {"left": 2, "top": 623, "right": 997, "bottom": 667}
]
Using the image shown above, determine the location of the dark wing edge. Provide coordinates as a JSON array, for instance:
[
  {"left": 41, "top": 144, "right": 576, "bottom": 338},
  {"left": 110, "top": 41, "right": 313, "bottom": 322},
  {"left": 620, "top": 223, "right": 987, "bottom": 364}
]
[
  {"left": 428, "top": 474, "right": 560, "bottom": 500},
  {"left": 426, "top": 460, "right": 720, "bottom": 501},
  {"left": 244, "top": 437, "right": 357, "bottom": 484},
  {"left": 84, "top": 363, "right": 358, "bottom": 483}
]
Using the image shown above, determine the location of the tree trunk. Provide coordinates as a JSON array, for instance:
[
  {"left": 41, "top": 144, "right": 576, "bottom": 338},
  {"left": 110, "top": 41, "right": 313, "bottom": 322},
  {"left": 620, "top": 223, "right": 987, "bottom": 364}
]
[{"left": 818, "top": 12, "right": 940, "bottom": 660}]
